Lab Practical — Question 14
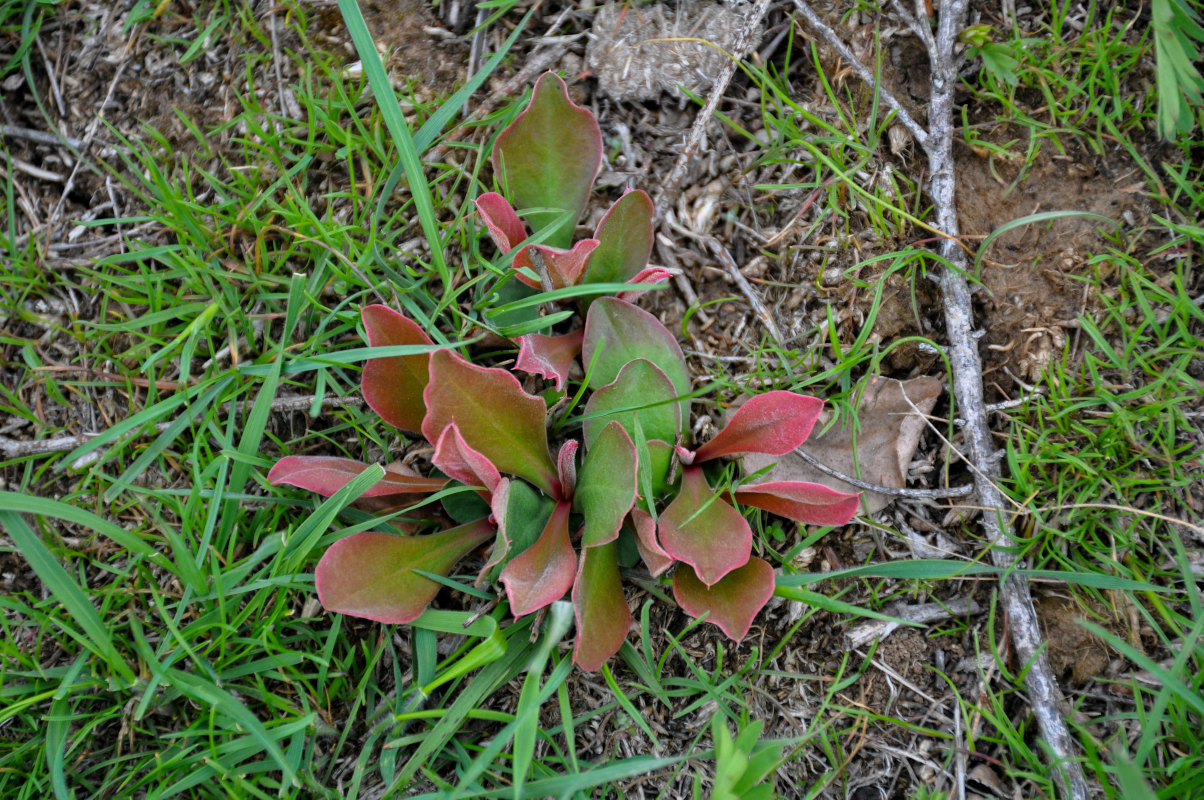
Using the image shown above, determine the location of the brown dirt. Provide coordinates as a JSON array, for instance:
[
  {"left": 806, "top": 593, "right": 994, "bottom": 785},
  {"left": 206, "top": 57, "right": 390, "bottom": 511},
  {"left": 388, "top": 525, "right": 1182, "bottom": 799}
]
[{"left": 955, "top": 133, "right": 1153, "bottom": 392}]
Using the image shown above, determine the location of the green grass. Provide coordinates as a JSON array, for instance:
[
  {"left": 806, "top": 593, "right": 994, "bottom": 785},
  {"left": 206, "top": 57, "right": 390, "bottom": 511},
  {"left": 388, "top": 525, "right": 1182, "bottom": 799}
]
[{"left": 2, "top": 0, "right": 1202, "bottom": 798}]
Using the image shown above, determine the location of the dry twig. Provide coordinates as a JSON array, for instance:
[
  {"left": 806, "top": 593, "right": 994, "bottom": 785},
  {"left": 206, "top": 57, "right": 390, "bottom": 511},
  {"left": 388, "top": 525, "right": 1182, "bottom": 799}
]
[
  {"left": 793, "top": 2, "right": 1090, "bottom": 796},
  {"left": 847, "top": 596, "right": 981, "bottom": 649},
  {"left": 0, "top": 396, "right": 364, "bottom": 460}
]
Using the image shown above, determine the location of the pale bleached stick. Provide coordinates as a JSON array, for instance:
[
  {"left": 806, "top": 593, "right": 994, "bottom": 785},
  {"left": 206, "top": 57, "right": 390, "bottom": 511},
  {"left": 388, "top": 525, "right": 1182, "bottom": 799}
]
[
  {"left": 846, "top": 596, "right": 981, "bottom": 649},
  {"left": 792, "top": 0, "right": 929, "bottom": 146},
  {"left": 0, "top": 396, "right": 364, "bottom": 460},
  {"left": 792, "top": 3, "right": 1090, "bottom": 797}
]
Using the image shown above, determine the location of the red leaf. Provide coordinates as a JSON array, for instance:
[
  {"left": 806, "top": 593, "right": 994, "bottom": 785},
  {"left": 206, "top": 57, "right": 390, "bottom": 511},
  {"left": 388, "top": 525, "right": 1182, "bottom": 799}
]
[
  {"left": 692, "top": 392, "right": 823, "bottom": 463},
  {"left": 500, "top": 501, "right": 577, "bottom": 617},
  {"left": 268, "top": 455, "right": 447, "bottom": 497},
  {"left": 672, "top": 557, "right": 775, "bottom": 642},
  {"left": 493, "top": 72, "right": 602, "bottom": 248},
  {"left": 629, "top": 507, "right": 673, "bottom": 577},
  {"left": 616, "top": 266, "right": 674, "bottom": 302},
  {"left": 431, "top": 423, "right": 501, "bottom": 499},
  {"left": 514, "top": 329, "right": 584, "bottom": 391},
  {"left": 422, "top": 349, "right": 559, "bottom": 497},
  {"left": 315, "top": 519, "right": 495, "bottom": 624},
  {"left": 360, "top": 305, "right": 435, "bottom": 433},
  {"left": 474, "top": 191, "right": 526, "bottom": 252},
  {"left": 657, "top": 467, "right": 751, "bottom": 587},
  {"left": 572, "top": 541, "right": 632, "bottom": 671},
  {"left": 575, "top": 421, "right": 637, "bottom": 548},
  {"left": 732, "top": 481, "right": 861, "bottom": 526},
  {"left": 512, "top": 240, "right": 600, "bottom": 290}
]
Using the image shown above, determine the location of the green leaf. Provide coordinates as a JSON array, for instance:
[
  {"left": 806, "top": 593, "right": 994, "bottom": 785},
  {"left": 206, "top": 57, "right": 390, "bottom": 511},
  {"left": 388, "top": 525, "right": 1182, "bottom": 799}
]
[
  {"left": 584, "top": 189, "right": 654, "bottom": 285},
  {"left": 480, "top": 479, "right": 555, "bottom": 584},
  {"left": 582, "top": 297, "right": 691, "bottom": 429},
  {"left": 0, "top": 511, "right": 135, "bottom": 684},
  {"left": 673, "top": 557, "right": 776, "bottom": 642},
  {"left": 572, "top": 542, "right": 633, "bottom": 671},
  {"left": 493, "top": 72, "right": 602, "bottom": 248},
  {"left": 575, "top": 421, "right": 638, "bottom": 547},
  {"left": 422, "top": 349, "right": 559, "bottom": 496},
  {"left": 337, "top": 0, "right": 450, "bottom": 293},
  {"left": 582, "top": 358, "right": 681, "bottom": 451},
  {"left": 314, "top": 518, "right": 495, "bottom": 624}
]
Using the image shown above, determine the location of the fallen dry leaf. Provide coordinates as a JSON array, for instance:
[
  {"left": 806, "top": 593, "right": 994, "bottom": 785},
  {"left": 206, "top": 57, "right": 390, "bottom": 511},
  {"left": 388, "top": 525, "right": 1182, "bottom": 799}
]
[{"left": 742, "top": 376, "right": 942, "bottom": 514}]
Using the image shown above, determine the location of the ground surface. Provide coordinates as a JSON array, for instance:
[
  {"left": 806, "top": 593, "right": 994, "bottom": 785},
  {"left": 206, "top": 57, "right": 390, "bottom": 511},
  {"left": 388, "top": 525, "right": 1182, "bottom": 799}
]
[{"left": 1, "top": 1, "right": 1202, "bottom": 799}]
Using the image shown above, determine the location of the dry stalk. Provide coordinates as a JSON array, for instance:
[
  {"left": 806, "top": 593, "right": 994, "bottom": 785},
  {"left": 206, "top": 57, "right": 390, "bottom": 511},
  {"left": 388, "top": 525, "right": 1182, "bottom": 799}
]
[
  {"left": 0, "top": 396, "right": 364, "bottom": 460},
  {"left": 793, "top": 2, "right": 1090, "bottom": 796}
]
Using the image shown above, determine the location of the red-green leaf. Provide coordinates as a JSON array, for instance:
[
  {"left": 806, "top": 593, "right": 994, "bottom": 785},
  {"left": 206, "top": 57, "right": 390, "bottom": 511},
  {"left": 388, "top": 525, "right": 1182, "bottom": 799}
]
[
  {"left": 672, "top": 557, "right": 775, "bottom": 642},
  {"left": 315, "top": 519, "right": 495, "bottom": 624},
  {"left": 514, "top": 329, "right": 583, "bottom": 391},
  {"left": 629, "top": 507, "right": 673, "bottom": 577},
  {"left": 657, "top": 467, "right": 751, "bottom": 587},
  {"left": 500, "top": 501, "right": 576, "bottom": 617},
  {"left": 583, "top": 358, "right": 681, "bottom": 451},
  {"left": 616, "top": 266, "right": 674, "bottom": 302},
  {"left": 575, "top": 421, "right": 637, "bottom": 547},
  {"left": 582, "top": 297, "right": 690, "bottom": 427},
  {"left": 422, "top": 349, "right": 559, "bottom": 497},
  {"left": 478, "top": 479, "right": 554, "bottom": 585},
  {"left": 733, "top": 481, "right": 861, "bottom": 526},
  {"left": 584, "top": 189, "right": 654, "bottom": 286},
  {"left": 268, "top": 456, "right": 447, "bottom": 497},
  {"left": 513, "top": 240, "right": 599, "bottom": 290},
  {"left": 361, "top": 305, "right": 435, "bottom": 433},
  {"left": 474, "top": 191, "right": 526, "bottom": 252},
  {"left": 493, "top": 72, "right": 601, "bottom": 248},
  {"left": 572, "top": 541, "right": 632, "bottom": 671},
  {"left": 431, "top": 423, "right": 501, "bottom": 498},
  {"left": 692, "top": 392, "right": 823, "bottom": 463},
  {"left": 557, "top": 440, "right": 579, "bottom": 499}
]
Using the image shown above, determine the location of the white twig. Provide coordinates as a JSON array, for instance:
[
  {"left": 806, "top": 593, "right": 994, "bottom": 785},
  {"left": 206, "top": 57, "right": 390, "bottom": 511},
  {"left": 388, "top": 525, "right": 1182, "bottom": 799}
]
[
  {"left": 790, "top": 3, "right": 1090, "bottom": 796},
  {"left": 703, "top": 236, "right": 789, "bottom": 359},
  {"left": 792, "top": 446, "right": 973, "bottom": 499},
  {"left": 0, "top": 396, "right": 364, "bottom": 459},
  {"left": 923, "top": 3, "right": 1089, "bottom": 798},
  {"left": 846, "top": 596, "right": 980, "bottom": 649}
]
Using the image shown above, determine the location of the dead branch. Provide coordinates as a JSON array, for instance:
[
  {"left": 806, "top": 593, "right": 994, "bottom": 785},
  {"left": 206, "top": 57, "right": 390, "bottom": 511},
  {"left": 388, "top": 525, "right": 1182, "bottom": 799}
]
[
  {"left": 793, "top": 2, "right": 1090, "bottom": 796},
  {"left": 0, "top": 395, "right": 364, "bottom": 460},
  {"left": 846, "top": 595, "right": 981, "bottom": 649},
  {"left": 791, "top": 446, "right": 974, "bottom": 499},
  {"left": 703, "top": 236, "right": 789, "bottom": 358}
]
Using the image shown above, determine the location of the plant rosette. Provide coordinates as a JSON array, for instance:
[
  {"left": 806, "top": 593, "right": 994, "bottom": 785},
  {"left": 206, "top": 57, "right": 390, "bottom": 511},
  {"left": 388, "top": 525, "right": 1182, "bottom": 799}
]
[{"left": 269, "top": 72, "right": 859, "bottom": 671}]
